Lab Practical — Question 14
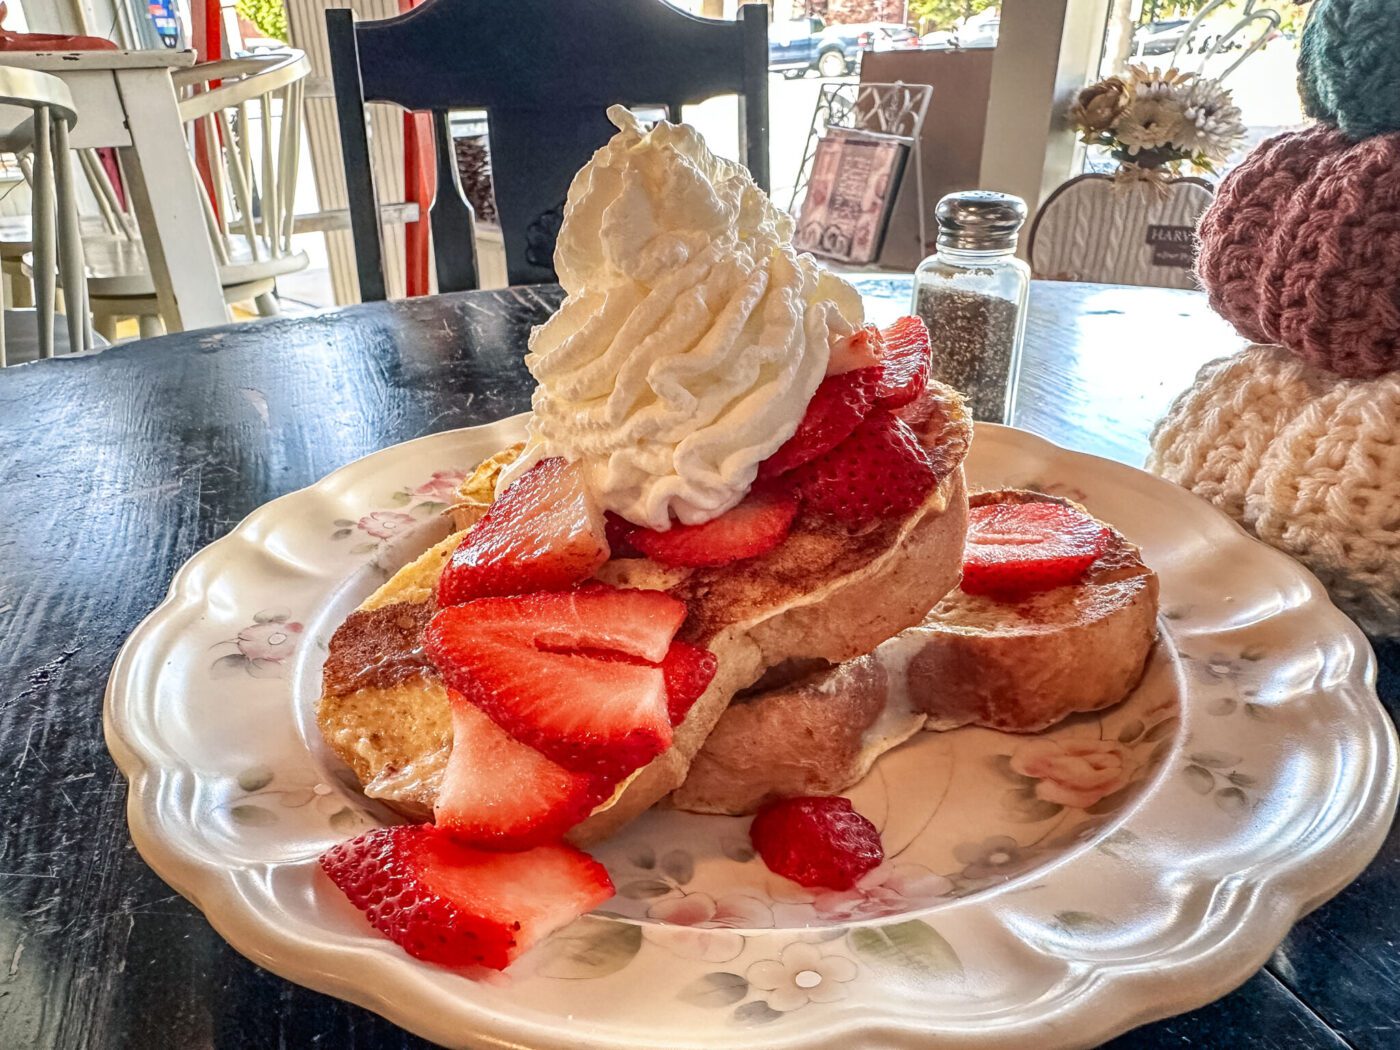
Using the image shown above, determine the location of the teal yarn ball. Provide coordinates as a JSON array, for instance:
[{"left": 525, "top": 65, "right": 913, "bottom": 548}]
[{"left": 1299, "top": 0, "right": 1400, "bottom": 139}]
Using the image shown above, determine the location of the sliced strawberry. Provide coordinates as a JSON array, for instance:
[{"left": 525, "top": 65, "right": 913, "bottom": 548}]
[
  {"left": 788, "top": 409, "right": 937, "bottom": 528},
  {"left": 758, "top": 366, "right": 882, "bottom": 479},
  {"left": 476, "top": 585, "right": 685, "bottom": 663},
  {"left": 437, "top": 457, "right": 608, "bottom": 607},
  {"left": 320, "top": 825, "right": 613, "bottom": 970},
  {"left": 631, "top": 490, "right": 799, "bottom": 568},
  {"left": 427, "top": 587, "right": 687, "bottom": 778},
  {"left": 749, "top": 796, "right": 883, "bottom": 890},
  {"left": 874, "top": 316, "right": 931, "bottom": 410},
  {"left": 603, "top": 512, "right": 641, "bottom": 558},
  {"left": 661, "top": 641, "right": 718, "bottom": 724},
  {"left": 961, "top": 501, "right": 1112, "bottom": 598},
  {"left": 436, "top": 693, "right": 612, "bottom": 849}
]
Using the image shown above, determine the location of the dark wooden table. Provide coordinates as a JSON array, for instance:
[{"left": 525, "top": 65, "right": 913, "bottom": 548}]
[{"left": 0, "top": 279, "right": 1394, "bottom": 1049}]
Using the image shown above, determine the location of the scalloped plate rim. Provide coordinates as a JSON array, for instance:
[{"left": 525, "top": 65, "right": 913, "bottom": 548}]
[{"left": 103, "top": 418, "right": 1397, "bottom": 1050}]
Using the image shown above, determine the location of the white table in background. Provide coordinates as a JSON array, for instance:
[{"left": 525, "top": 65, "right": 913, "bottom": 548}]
[{"left": 0, "top": 49, "right": 227, "bottom": 333}]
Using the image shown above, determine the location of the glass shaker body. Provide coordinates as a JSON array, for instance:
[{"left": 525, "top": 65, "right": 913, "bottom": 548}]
[{"left": 912, "top": 246, "right": 1030, "bottom": 424}]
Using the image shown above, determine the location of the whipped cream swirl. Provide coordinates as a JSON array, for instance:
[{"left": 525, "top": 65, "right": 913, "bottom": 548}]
[{"left": 496, "top": 106, "right": 864, "bottom": 529}]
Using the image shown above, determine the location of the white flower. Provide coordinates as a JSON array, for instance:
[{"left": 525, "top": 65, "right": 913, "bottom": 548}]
[
  {"left": 1129, "top": 64, "right": 1193, "bottom": 101},
  {"left": 1174, "top": 77, "right": 1245, "bottom": 162},
  {"left": 746, "top": 942, "right": 858, "bottom": 1012},
  {"left": 1116, "top": 96, "right": 1187, "bottom": 155}
]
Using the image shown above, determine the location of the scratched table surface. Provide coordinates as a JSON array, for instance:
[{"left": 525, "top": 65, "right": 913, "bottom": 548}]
[{"left": 0, "top": 278, "right": 1395, "bottom": 1049}]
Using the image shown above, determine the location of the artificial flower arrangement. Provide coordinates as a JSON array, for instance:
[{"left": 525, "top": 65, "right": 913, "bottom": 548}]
[{"left": 1070, "top": 65, "right": 1247, "bottom": 176}]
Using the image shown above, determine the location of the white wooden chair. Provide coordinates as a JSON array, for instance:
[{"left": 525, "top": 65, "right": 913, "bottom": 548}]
[
  {"left": 0, "top": 66, "right": 92, "bottom": 366},
  {"left": 81, "top": 49, "right": 311, "bottom": 339},
  {"left": 1028, "top": 174, "right": 1215, "bottom": 290}
]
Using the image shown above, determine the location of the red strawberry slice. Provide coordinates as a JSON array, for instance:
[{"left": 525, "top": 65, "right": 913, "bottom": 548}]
[
  {"left": 873, "top": 316, "right": 931, "bottom": 410},
  {"left": 758, "top": 366, "right": 882, "bottom": 479},
  {"left": 438, "top": 457, "right": 608, "bottom": 607},
  {"left": 487, "top": 584, "right": 685, "bottom": 662},
  {"left": 749, "top": 795, "right": 883, "bottom": 890},
  {"left": 788, "top": 409, "right": 937, "bottom": 528},
  {"left": 435, "top": 693, "right": 612, "bottom": 849},
  {"left": 631, "top": 490, "right": 799, "bottom": 568},
  {"left": 660, "top": 641, "right": 718, "bottom": 724},
  {"left": 603, "top": 512, "right": 642, "bottom": 558},
  {"left": 427, "top": 587, "right": 687, "bottom": 778},
  {"left": 961, "top": 502, "right": 1112, "bottom": 598},
  {"left": 319, "top": 825, "right": 613, "bottom": 970}
]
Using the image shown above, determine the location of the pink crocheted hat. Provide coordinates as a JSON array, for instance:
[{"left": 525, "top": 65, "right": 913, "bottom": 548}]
[{"left": 1195, "top": 124, "right": 1400, "bottom": 380}]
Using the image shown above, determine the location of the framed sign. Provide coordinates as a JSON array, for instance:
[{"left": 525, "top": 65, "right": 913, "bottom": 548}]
[{"left": 793, "top": 127, "right": 909, "bottom": 266}]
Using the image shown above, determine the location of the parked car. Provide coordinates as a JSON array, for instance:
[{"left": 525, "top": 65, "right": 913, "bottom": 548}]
[
  {"left": 1134, "top": 18, "right": 1193, "bottom": 56},
  {"left": 951, "top": 8, "right": 999, "bottom": 48},
  {"left": 768, "top": 19, "right": 921, "bottom": 79}
]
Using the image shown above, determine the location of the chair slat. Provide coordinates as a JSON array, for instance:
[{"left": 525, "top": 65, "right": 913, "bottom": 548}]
[
  {"left": 260, "top": 93, "right": 275, "bottom": 246},
  {"left": 217, "top": 108, "right": 262, "bottom": 261}
]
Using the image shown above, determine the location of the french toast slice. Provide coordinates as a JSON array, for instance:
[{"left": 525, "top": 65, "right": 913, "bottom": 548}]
[
  {"left": 910, "top": 489, "right": 1158, "bottom": 733},
  {"left": 316, "top": 383, "right": 971, "bottom": 843},
  {"left": 671, "top": 489, "right": 1158, "bottom": 815}
]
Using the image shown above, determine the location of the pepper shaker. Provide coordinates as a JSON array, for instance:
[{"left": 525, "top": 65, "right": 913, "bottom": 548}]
[{"left": 911, "top": 191, "right": 1031, "bottom": 424}]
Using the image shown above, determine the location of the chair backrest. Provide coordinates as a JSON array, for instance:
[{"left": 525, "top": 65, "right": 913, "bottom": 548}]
[
  {"left": 1028, "top": 173, "right": 1214, "bottom": 290},
  {"left": 173, "top": 50, "right": 311, "bottom": 271},
  {"left": 326, "top": 0, "right": 770, "bottom": 298},
  {"left": 0, "top": 65, "right": 89, "bottom": 366}
]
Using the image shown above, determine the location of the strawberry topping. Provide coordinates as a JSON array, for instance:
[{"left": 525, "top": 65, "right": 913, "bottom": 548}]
[
  {"left": 426, "top": 587, "right": 687, "bottom": 779},
  {"left": 631, "top": 490, "right": 799, "bottom": 568},
  {"left": 749, "top": 796, "right": 883, "bottom": 890},
  {"left": 319, "top": 825, "right": 613, "bottom": 970},
  {"left": 437, "top": 457, "right": 608, "bottom": 607},
  {"left": 961, "top": 501, "right": 1112, "bottom": 599},
  {"left": 435, "top": 694, "right": 613, "bottom": 849},
  {"left": 660, "top": 641, "right": 718, "bottom": 724},
  {"left": 603, "top": 511, "right": 642, "bottom": 558},
  {"left": 787, "top": 409, "right": 938, "bottom": 528},
  {"left": 873, "top": 316, "right": 931, "bottom": 410},
  {"left": 758, "top": 366, "right": 882, "bottom": 479}
]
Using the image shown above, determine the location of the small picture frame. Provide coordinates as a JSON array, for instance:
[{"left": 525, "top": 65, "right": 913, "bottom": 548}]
[{"left": 793, "top": 127, "right": 910, "bottom": 266}]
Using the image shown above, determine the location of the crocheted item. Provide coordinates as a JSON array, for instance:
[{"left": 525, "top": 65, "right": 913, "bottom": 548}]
[
  {"left": 1195, "top": 125, "right": 1400, "bottom": 380},
  {"left": 1149, "top": 344, "right": 1400, "bottom": 638},
  {"left": 1299, "top": 0, "right": 1400, "bottom": 140},
  {"left": 1147, "top": 346, "right": 1328, "bottom": 521}
]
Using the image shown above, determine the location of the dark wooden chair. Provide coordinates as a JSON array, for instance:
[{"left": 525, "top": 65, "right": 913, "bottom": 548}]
[{"left": 326, "top": 0, "right": 769, "bottom": 298}]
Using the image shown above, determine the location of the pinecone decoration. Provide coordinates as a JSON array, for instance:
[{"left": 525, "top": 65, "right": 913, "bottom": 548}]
[{"left": 454, "top": 135, "right": 498, "bottom": 225}]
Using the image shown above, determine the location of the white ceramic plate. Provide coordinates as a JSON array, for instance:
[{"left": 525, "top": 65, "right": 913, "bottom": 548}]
[{"left": 105, "top": 417, "right": 1396, "bottom": 1050}]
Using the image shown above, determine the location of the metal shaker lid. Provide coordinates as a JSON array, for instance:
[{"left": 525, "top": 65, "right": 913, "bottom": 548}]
[{"left": 935, "top": 191, "right": 1028, "bottom": 251}]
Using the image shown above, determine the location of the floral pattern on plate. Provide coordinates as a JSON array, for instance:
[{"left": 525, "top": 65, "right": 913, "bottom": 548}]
[{"left": 329, "top": 467, "right": 471, "bottom": 560}]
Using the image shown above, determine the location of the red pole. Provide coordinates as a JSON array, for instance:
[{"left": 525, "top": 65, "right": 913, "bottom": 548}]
[
  {"left": 400, "top": 0, "right": 435, "bottom": 297},
  {"left": 192, "top": 0, "right": 224, "bottom": 219}
]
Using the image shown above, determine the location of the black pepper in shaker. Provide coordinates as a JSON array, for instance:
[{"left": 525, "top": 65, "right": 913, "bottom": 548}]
[{"left": 911, "top": 191, "right": 1031, "bottom": 424}]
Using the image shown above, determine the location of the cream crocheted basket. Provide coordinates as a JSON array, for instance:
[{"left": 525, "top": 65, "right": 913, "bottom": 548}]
[{"left": 1149, "top": 344, "right": 1400, "bottom": 638}]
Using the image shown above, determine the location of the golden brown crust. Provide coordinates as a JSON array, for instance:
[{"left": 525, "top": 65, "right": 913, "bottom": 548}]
[{"left": 322, "top": 602, "right": 435, "bottom": 698}]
